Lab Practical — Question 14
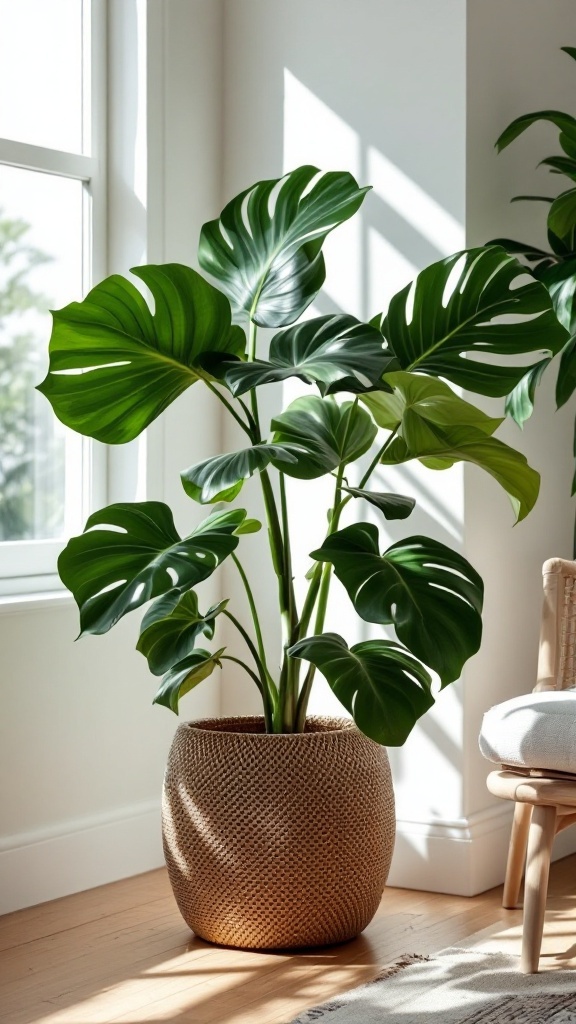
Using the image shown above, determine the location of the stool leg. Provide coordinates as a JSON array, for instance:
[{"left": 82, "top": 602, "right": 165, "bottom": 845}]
[
  {"left": 521, "top": 804, "right": 557, "bottom": 974},
  {"left": 503, "top": 802, "right": 532, "bottom": 909}
]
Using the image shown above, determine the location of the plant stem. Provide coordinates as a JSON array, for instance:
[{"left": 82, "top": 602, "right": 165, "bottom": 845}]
[
  {"left": 220, "top": 655, "right": 273, "bottom": 728},
  {"left": 296, "top": 403, "right": 390, "bottom": 729},
  {"left": 202, "top": 376, "right": 253, "bottom": 438},
  {"left": 222, "top": 608, "right": 277, "bottom": 724},
  {"left": 231, "top": 552, "right": 276, "bottom": 695},
  {"left": 358, "top": 426, "right": 399, "bottom": 489}
]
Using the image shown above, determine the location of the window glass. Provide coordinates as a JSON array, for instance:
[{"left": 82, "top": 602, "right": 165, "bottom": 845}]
[
  {"left": 0, "top": 164, "right": 84, "bottom": 541},
  {"left": 0, "top": 0, "right": 84, "bottom": 153}
]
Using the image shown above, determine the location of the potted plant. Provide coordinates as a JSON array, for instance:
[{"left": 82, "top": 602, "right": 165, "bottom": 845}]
[
  {"left": 38, "top": 165, "right": 567, "bottom": 949},
  {"left": 488, "top": 45, "right": 576, "bottom": 464}
]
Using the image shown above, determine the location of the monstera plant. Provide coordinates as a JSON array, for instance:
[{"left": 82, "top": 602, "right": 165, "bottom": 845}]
[
  {"left": 38, "top": 166, "right": 567, "bottom": 745},
  {"left": 489, "top": 45, "right": 576, "bottom": 480}
]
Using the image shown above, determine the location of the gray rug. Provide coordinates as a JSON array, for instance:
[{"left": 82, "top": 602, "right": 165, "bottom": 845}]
[{"left": 287, "top": 948, "right": 576, "bottom": 1023}]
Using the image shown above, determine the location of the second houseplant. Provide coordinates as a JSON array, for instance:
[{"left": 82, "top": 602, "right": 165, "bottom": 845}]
[{"left": 38, "top": 165, "right": 567, "bottom": 947}]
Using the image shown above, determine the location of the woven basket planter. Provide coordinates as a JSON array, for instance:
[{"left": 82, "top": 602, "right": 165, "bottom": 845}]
[{"left": 162, "top": 715, "right": 395, "bottom": 949}]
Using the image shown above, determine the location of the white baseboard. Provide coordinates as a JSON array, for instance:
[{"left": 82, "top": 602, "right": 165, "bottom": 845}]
[
  {"left": 0, "top": 801, "right": 164, "bottom": 915},
  {"left": 3, "top": 799, "right": 576, "bottom": 915},
  {"left": 388, "top": 803, "right": 576, "bottom": 896}
]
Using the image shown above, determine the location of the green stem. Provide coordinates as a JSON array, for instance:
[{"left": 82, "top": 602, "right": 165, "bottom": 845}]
[
  {"left": 220, "top": 656, "right": 272, "bottom": 726},
  {"left": 358, "top": 426, "right": 399, "bottom": 489},
  {"left": 202, "top": 376, "right": 253, "bottom": 438},
  {"left": 231, "top": 552, "right": 276, "bottom": 696},
  {"left": 222, "top": 609, "right": 276, "bottom": 725}
]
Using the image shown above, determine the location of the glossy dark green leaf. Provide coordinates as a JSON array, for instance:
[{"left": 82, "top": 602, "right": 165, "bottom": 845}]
[
  {"left": 548, "top": 189, "right": 576, "bottom": 250},
  {"left": 58, "top": 503, "right": 245, "bottom": 636},
  {"left": 181, "top": 444, "right": 299, "bottom": 504},
  {"left": 311, "top": 526, "right": 483, "bottom": 684},
  {"left": 342, "top": 488, "right": 415, "bottom": 520},
  {"left": 270, "top": 396, "right": 377, "bottom": 479},
  {"left": 486, "top": 238, "right": 551, "bottom": 263},
  {"left": 37, "top": 264, "right": 245, "bottom": 443},
  {"left": 539, "top": 156, "right": 576, "bottom": 183},
  {"left": 137, "top": 592, "right": 227, "bottom": 675},
  {"left": 219, "top": 315, "right": 397, "bottom": 396},
  {"left": 538, "top": 259, "right": 576, "bottom": 335},
  {"left": 495, "top": 110, "right": 576, "bottom": 158},
  {"left": 505, "top": 357, "right": 552, "bottom": 427},
  {"left": 556, "top": 336, "right": 576, "bottom": 409},
  {"left": 153, "top": 648, "right": 225, "bottom": 714},
  {"left": 198, "top": 166, "right": 370, "bottom": 328},
  {"left": 374, "top": 247, "right": 567, "bottom": 397},
  {"left": 289, "top": 633, "right": 434, "bottom": 746}
]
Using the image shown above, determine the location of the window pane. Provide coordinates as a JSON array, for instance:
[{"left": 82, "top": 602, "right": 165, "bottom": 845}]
[
  {"left": 0, "top": 0, "right": 84, "bottom": 153},
  {"left": 0, "top": 165, "right": 84, "bottom": 542}
]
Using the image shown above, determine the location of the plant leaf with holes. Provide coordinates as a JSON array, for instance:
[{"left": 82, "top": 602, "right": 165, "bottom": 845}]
[
  {"left": 372, "top": 247, "right": 568, "bottom": 396},
  {"left": 270, "top": 396, "right": 377, "bottom": 479},
  {"left": 153, "top": 648, "right": 225, "bottom": 714},
  {"left": 58, "top": 503, "right": 245, "bottom": 636},
  {"left": 181, "top": 444, "right": 299, "bottom": 504},
  {"left": 342, "top": 488, "right": 415, "bottom": 520},
  {"left": 198, "top": 166, "right": 370, "bottom": 328},
  {"left": 289, "top": 633, "right": 433, "bottom": 745},
  {"left": 311, "top": 526, "right": 483, "bottom": 684},
  {"left": 37, "top": 264, "right": 245, "bottom": 444},
  {"left": 219, "top": 315, "right": 397, "bottom": 396},
  {"left": 137, "top": 592, "right": 228, "bottom": 675}
]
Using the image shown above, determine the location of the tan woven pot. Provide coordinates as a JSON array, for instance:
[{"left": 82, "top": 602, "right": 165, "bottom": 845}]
[{"left": 162, "top": 715, "right": 395, "bottom": 949}]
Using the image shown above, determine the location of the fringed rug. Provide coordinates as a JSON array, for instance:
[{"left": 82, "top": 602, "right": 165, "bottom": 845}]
[{"left": 287, "top": 948, "right": 576, "bottom": 1023}]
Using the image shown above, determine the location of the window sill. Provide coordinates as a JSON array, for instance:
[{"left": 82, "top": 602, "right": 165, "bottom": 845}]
[{"left": 0, "top": 588, "right": 74, "bottom": 616}]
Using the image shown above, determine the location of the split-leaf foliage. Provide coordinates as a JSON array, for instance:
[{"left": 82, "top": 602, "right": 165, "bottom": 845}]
[{"left": 38, "top": 165, "right": 567, "bottom": 743}]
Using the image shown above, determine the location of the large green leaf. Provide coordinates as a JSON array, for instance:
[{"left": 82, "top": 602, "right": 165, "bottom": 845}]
[
  {"left": 270, "top": 396, "right": 377, "bottom": 479},
  {"left": 362, "top": 371, "right": 503, "bottom": 435},
  {"left": 289, "top": 633, "right": 433, "bottom": 746},
  {"left": 361, "top": 372, "right": 539, "bottom": 522},
  {"left": 153, "top": 648, "right": 225, "bottom": 714},
  {"left": 548, "top": 189, "right": 576, "bottom": 250},
  {"left": 137, "top": 591, "right": 227, "bottom": 675},
  {"left": 311, "top": 526, "right": 483, "bottom": 684},
  {"left": 219, "top": 315, "right": 397, "bottom": 396},
  {"left": 37, "top": 264, "right": 245, "bottom": 444},
  {"left": 342, "top": 488, "right": 415, "bottom": 520},
  {"left": 540, "top": 156, "right": 576, "bottom": 184},
  {"left": 373, "top": 247, "right": 568, "bottom": 397},
  {"left": 198, "top": 166, "right": 370, "bottom": 328},
  {"left": 58, "top": 503, "right": 245, "bottom": 636},
  {"left": 495, "top": 110, "right": 576, "bottom": 160},
  {"left": 505, "top": 358, "right": 552, "bottom": 428},
  {"left": 181, "top": 444, "right": 299, "bottom": 504}
]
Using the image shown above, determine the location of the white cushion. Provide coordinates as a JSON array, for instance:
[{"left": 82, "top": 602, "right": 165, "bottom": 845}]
[{"left": 479, "top": 691, "right": 576, "bottom": 774}]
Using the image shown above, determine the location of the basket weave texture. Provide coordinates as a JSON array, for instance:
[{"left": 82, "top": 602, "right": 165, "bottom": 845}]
[{"left": 162, "top": 715, "right": 395, "bottom": 949}]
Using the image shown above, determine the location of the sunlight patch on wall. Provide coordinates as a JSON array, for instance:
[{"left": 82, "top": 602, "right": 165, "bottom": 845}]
[
  {"left": 367, "top": 146, "right": 464, "bottom": 257},
  {"left": 367, "top": 227, "right": 417, "bottom": 316},
  {"left": 283, "top": 69, "right": 363, "bottom": 318}
]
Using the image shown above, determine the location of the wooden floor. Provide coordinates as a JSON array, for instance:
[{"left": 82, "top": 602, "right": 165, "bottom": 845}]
[{"left": 1, "top": 856, "right": 576, "bottom": 1024}]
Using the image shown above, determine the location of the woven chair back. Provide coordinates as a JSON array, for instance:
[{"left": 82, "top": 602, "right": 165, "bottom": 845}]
[{"left": 536, "top": 557, "right": 576, "bottom": 692}]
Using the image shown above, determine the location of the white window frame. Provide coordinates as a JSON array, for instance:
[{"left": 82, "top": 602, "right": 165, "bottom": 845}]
[{"left": 0, "top": 0, "right": 107, "bottom": 596}]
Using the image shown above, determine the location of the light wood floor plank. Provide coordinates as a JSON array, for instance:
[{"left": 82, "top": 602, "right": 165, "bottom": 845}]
[{"left": 1, "top": 856, "right": 575, "bottom": 1024}]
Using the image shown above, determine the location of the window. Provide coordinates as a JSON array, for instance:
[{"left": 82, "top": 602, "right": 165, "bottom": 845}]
[{"left": 0, "top": 0, "right": 106, "bottom": 593}]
